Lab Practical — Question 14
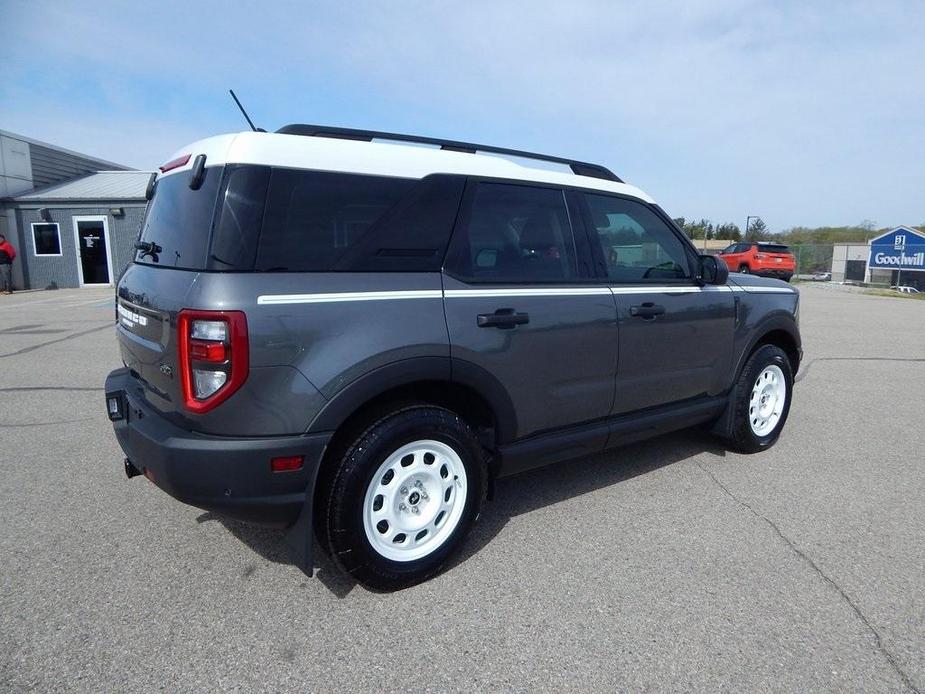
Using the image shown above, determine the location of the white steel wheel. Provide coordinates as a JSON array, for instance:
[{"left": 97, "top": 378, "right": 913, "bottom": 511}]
[
  {"left": 362, "top": 439, "right": 468, "bottom": 562},
  {"left": 749, "top": 364, "right": 786, "bottom": 436}
]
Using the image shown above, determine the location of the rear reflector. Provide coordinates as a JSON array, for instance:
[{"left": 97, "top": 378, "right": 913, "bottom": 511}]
[
  {"left": 159, "top": 154, "right": 191, "bottom": 173},
  {"left": 271, "top": 456, "right": 304, "bottom": 473}
]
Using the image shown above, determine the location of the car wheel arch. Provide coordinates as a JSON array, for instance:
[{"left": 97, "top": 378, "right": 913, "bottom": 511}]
[
  {"left": 307, "top": 362, "right": 514, "bottom": 532},
  {"left": 738, "top": 318, "right": 801, "bottom": 379}
]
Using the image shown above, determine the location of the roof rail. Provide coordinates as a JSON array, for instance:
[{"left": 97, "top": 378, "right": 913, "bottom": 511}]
[{"left": 275, "top": 124, "right": 623, "bottom": 183}]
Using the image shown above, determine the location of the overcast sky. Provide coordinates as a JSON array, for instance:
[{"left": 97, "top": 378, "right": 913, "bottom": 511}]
[{"left": 2, "top": 0, "right": 923, "bottom": 230}]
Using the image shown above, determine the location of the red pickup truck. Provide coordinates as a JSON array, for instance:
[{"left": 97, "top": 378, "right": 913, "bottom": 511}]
[{"left": 718, "top": 242, "right": 795, "bottom": 282}]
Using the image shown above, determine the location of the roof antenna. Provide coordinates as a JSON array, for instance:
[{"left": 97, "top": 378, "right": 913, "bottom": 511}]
[{"left": 228, "top": 89, "right": 265, "bottom": 132}]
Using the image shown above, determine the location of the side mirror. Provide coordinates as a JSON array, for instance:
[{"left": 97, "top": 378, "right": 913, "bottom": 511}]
[{"left": 699, "top": 254, "right": 729, "bottom": 285}]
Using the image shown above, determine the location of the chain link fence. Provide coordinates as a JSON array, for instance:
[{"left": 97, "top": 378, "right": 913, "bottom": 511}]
[{"left": 696, "top": 241, "right": 925, "bottom": 290}]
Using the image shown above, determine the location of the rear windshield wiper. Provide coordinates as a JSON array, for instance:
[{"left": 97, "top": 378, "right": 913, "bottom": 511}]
[{"left": 134, "top": 240, "right": 162, "bottom": 260}]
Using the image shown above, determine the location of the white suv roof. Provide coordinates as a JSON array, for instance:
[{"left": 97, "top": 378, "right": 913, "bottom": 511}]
[{"left": 162, "top": 128, "right": 655, "bottom": 203}]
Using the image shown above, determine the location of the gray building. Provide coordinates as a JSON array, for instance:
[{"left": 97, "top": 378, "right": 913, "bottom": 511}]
[{"left": 0, "top": 129, "right": 151, "bottom": 290}]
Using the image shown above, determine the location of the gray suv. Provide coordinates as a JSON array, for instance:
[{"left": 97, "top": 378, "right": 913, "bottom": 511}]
[{"left": 105, "top": 125, "right": 801, "bottom": 591}]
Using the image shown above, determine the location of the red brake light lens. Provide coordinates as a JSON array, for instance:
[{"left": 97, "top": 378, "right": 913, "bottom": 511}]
[
  {"left": 189, "top": 340, "right": 227, "bottom": 362},
  {"left": 159, "top": 154, "right": 191, "bottom": 173},
  {"left": 177, "top": 310, "right": 248, "bottom": 414}
]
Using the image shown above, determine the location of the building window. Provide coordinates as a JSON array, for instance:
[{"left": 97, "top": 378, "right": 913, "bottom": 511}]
[{"left": 31, "top": 223, "right": 62, "bottom": 256}]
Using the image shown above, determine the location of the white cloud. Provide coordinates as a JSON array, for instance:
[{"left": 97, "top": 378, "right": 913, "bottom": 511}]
[{"left": 2, "top": 0, "right": 923, "bottom": 227}]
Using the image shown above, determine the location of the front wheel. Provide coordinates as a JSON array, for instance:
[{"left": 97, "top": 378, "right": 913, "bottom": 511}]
[
  {"left": 319, "top": 406, "right": 487, "bottom": 591},
  {"left": 727, "top": 344, "right": 793, "bottom": 453}
]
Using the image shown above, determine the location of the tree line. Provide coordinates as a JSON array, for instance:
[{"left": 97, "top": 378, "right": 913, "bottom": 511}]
[{"left": 673, "top": 218, "right": 925, "bottom": 245}]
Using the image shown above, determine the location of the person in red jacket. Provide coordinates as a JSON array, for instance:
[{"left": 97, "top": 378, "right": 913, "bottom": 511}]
[{"left": 0, "top": 234, "right": 16, "bottom": 294}]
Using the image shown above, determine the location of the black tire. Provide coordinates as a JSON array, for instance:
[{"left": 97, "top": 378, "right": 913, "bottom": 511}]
[
  {"left": 728, "top": 344, "right": 793, "bottom": 453},
  {"left": 318, "top": 406, "right": 487, "bottom": 591},
  {"left": 782, "top": 274, "right": 793, "bottom": 283},
  {"left": 739, "top": 265, "right": 750, "bottom": 274}
]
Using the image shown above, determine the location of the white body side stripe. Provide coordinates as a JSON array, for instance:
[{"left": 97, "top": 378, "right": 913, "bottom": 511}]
[
  {"left": 728, "top": 285, "right": 796, "bottom": 294},
  {"left": 256, "top": 290, "right": 442, "bottom": 305},
  {"left": 256, "top": 284, "right": 795, "bottom": 305},
  {"left": 445, "top": 287, "right": 611, "bottom": 298}
]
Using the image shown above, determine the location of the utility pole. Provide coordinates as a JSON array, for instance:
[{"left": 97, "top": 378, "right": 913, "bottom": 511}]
[
  {"left": 896, "top": 232, "right": 905, "bottom": 288},
  {"left": 746, "top": 215, "right": 760, "bottom": 240}
]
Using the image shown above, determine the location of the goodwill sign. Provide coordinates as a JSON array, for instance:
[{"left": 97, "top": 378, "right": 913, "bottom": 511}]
[{"left": 867, "top": 227, "right": 925, "bottom": 271}]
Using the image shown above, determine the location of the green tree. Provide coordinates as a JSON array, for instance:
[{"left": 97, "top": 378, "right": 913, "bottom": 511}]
[
  {"left": 745, "top": 217, "right": 769, "bottom": 240},
  {"left": 715, "top": 222, "right": 741, "bottom": 241}
]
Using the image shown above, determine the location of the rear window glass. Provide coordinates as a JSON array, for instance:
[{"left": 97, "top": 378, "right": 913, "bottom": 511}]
[
  {"left": 213, "top": 168, "right": 463, "bottom": 273},
  {"left": 135, "top": 167, "right": 220, "bottom": 269},
  {"left": 257, "top": 170, "right": 416, "bottom": 272},
  {"left": 137, "top": 166, "right": 464, "bottom": 273},
  {"left": 760, "top": 244, "right": 790, "bottom": 253}
]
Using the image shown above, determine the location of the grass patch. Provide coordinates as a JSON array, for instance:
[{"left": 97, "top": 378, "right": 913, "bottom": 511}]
[{"left": 863, "top": 289, "right": 925, "bottom": 301}]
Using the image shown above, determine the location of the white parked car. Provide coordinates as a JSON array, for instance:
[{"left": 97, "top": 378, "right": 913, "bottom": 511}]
[{"left": 890, "top": 285, "right": 921, "bottom": 294}]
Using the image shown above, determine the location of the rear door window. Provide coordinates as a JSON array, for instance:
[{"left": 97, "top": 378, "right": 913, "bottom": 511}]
[
  {"left": 444, "top": 182, "right": 578, "bottom": 282},
  {"left": 135, "top": 167, "right": 221, "bottom": 269}
]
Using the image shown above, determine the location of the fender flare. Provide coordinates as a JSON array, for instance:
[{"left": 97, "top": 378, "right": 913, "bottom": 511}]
[
  {"left": 734, "top": 312, "right": 802, "bottom": 379},
  {"left": 306, "top": 356, "right": 518, "bottom": 443}
]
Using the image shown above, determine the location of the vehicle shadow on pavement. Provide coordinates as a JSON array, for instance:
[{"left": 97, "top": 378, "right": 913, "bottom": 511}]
[
  {"left": 449, "top": 428, "right": 729, "bottom": 569},
  {"left": 196, "top": 514, "right": 358, "bottom": 598},
  {"left": 199, "top": 428, "right": 728, "bottom": 597}
]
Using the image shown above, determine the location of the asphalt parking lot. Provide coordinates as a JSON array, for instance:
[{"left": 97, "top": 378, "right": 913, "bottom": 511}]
[{"left": 1, "top": 284, "right": 923, "bottom": 692}]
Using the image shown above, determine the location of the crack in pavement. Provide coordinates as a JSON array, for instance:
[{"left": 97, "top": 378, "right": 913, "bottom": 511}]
[
  {"left": 0, "top": 323, "right": 113, "bottom": 358},
  {"left": 0, "top": 417, "right": 95, "bottom": 428},
  {"left": 796, "top": 357, "right": 925, "bottom": 383},
  {"left": 696, "top": 460, "right": 921, "bottom": 694},
  {"left": 0, "top": 386, "right": 104, "bottom": 393}
]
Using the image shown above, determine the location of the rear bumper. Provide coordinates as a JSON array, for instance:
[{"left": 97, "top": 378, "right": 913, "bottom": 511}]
[
  {"left": 104, "top": 368, "right": 331, "bottom": 527},
  {"left": 754, "top": 268, "right": 794, "bottom": 279}
]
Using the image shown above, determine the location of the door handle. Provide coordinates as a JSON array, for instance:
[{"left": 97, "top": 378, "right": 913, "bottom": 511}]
[
  {"left": 629, "top": 303, "right": 666, "bottom": 319},
  {"left": 477, "top": 308, "right": 530, "bottom": 329}
]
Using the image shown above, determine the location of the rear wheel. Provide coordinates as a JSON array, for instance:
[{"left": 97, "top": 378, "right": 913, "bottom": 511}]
[
  {"left": 739, "top": 265, "right": 750, "bottom": 274},
  {"left": 319, "top": 406, "right": 486, "bottom": 591},
  {"left": 727, "top": 344, "right": 793, "bottom": 453}
]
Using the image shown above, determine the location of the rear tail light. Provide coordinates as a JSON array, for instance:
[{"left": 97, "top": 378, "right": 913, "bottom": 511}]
[{"left": 177, "top": 310, "right": 248, "bottom": 413}]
